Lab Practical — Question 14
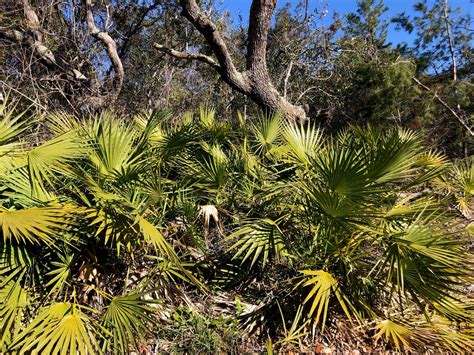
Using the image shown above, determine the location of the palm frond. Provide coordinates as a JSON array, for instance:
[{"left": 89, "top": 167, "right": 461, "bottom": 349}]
[
  {"left": 0, "top": 97, "right": 29, "bottom": 147},
  {"left": 283, "top": 121, "right": 323, "bottom": 164},
  {"left": 46, "top": 253, "right": 74, "bottom": 297},
  {"left": 103, "top": 291, "right": 160, "bottom": 353},
  {"left": 0, "top": 279, "right": 29, "bottom": 350},
  {"left": 299, "top": 270, "right": 353, "bottom": 331},
  {"left": 253, "top": 111, "right": 282, "bottom": 155},
  {"left": 0, "top": 206, "right": 75, "bottom": 245},
  {"left": 87, "top": 117, "right": 142, "bottom": 179},
  {"left": 9, "top": 302, "right": 101, "bottom": 354},
  {"left": 27, "top": 132, "right": 85, "bottom": 194},
  {"left": 135, "top": 214, "right": 175, "bottom": 258},
  {"left": 226, "top": 219, "right": 289, "bottom": 268},
  {"left": 373, "top": 319, "right": 411, "bottom": 349}
]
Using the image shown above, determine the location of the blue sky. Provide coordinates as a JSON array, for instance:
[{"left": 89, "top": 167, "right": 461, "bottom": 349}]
[{"left": 220, "top": 0, "right": 472, "bottom": 46}]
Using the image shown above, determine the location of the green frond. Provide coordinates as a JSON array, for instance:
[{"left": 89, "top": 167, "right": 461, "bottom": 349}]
[
  {"left": 199, "top": 105, "right": 216, "bottom": 128},
  {"left": 434, "top": 159, "right": 473, "bottom": 217},
  {"left": 283, "top": 121, "right": 323, "bottom": 164},
  {"left": 299, "top": 270, "right": 353, "bottom": 331},
  {"left": 419, "top": 314, "right": 474, "bottom": 352},
  {"left": 253, "top": 111, "right": 282, "bottom": 154},
  {"left": 102, "top": 291, "right": 160, "bottom": 354},
  {"left": 226, "top": 219, "right": 289, "bottom": 268},
  {"left": 373, "top": 319, "right": 411, "bottom": 349},
  {"left": 383, "top": 195, "right": 439, "bottom": 218},
  {"left": 46, "top": 253, "right": 74, "bottom": 297},
  {"left": 0, "top": 279, "right": 29, "bottom": 350},
  {"left": 0, "top": 98, "right": 29, "bottom": 147},
  {"left": 155, "top": 122, "right": 197, "bottom": 159},
  {"left": 87, "top": 118, "right": 141, "bottom": 178},
  {"left": 46, "top": 111, "right": 81, "bottom": 136},
  {"left": 27, "top": 132, "right": 85, "bottom": 194},
  {"left": 381, "top": 218, "right": 469, "bottom": 320},
  {"left": 9, "top": 302, "right": 101, "bottom": 354},
  {"left": 275, "top": 304, "right": 309, "bottom": 347},
  {"left": 134, "top": 110, "right": 170, "bottom": 144},
  {"left": 135, "top": 215, "right": 180, "bottom": 262},
  {"left": 0, "top": 206, "right": 75, "bottom": 245},
  {"left": 1, "top": 167, "right": 56, "bottom": 204}
]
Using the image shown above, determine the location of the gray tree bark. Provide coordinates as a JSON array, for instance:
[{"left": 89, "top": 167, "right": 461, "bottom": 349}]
[{"left": 154, "top": 0, "right": 307, "bottom": 121}]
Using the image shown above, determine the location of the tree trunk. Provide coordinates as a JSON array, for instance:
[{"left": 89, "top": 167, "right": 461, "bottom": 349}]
[{"left": 154, "top": 0, "right": 307, "bottom": 121}]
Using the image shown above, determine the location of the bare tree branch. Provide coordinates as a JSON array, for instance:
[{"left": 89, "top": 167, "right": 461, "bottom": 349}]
[
  {"left": 85, "top": 0, "right": 124, "bottom": 101},
  {"left": 178, "top": 0, "right": 248, "bottom": 92},
  {"left": 283, "top": 60, "right": 293, "bottom": 99},
  {"left": 155, "top": 0, "right": 307, "bottom": 121},
  {"left": 153, "top": 43, "right": 219, "bottom": 69},
  {"left": 413, "top": 77, "right": 473, "bottom": 136},
  {"left": 0, "top": 28, "right": 57, "bottom": 67},
  {"left": 443, "top": 0, "right": 457, "bottom": 81}
]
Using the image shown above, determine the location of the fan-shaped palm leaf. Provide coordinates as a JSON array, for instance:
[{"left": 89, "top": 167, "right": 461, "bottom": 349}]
[
  {"left": 253, "top": 111, "right": 282, "bottom": 155},
  {"left": 298, "top": 270, "right": 353, "bottom": 331},
  {"left": 0, "top": 206, "right": 75, "bottom": 244},
  {"left": 0, "top": 97, "right": 29, "bottom": 148},
  {"left": 27, "top": 132, "right": 85, "bottom": 194},
  {"left": 0, "top": 279, "right": 29, "bottom": 350},
  {"left": 283, "top": 121, "right": 323, "bottom": 164},
  {"left": 9, "top": 302, "right": 101, "bottom": 354},
  {"left": 102, "top": 291, "right": 160, "bottom": 354},
  {"left": 226, "top": 219, "right": 289, "bottom": 268},
  {"left": 87, "top": 118, "right": 142, "bottom": 179},
  {"left": 374, "top": 319, "right": 411, "bottom": 349}
]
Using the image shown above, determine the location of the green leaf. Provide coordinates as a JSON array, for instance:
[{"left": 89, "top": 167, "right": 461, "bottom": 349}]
[
  {"left": 0, "top": 279, "right": 29, "bottom": 350},
  {"left": 226, "top": 219, "right": 288, "bottom": 268},
  {"left": 374, "top": 319, "right": 411, "bottom": 349},
  {"left": 9, "top": 302, "right": 101, "bottom": 354},
  {"left": 0, "top": 206, "right": 75, "bottom": 245},
  {"left": 299, "top": 270, "right": 353, "bottom": 331},
  {"left": 102, "top": 291, "right": 160, "bottom": 354}
]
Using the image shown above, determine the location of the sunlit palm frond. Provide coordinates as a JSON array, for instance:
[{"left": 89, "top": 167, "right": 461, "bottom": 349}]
[
  {"left": 383, "top": 195, "right": 439, "bottom": 218},
  {"left": 87, "top": 117, "right": 143, "bottom": 179},
  {"left": 198, "top": 105, "right": 231, "bottom": 139},
  {"left": 0, "top": 279, "right": 29, "bottom": 350},
  {"left": 381, "top": 216, "right": 469, "bottom": 319},
  {"left": 283, "top": 121, "right": 323, "bottom": 164},
  {"left": 9, "top": 302, "right": 101, "bottom": 354},
  {"left": 0, "top": 97, "right": 29, "bottom": 147},
  {"left": 226, "top": 219, "right": 289, "bottom": 268},
  {"left": 434, "top": 159, "right": 473, "bottom": 217},
  {"left": 298, "top": 270, "right": 353, "bottom": 331},
  {"left": 253, "top": 111, "right": 282, "bottom": 155},
  {"left": 46, "top": 111, "right": 81, "bottom": 136},
  {"left": 135, "top": 214, "right": 175, "bottom": 258},
  {"left": 373, "top": 319, "right": 412, "bottom": 349},
  {"left": 0, "top": 206, "right": 75, "bottom": 245},
  {"left": 102, "top": 291, "right": 160, "bottom": 354},
  {"left": 418, "top": 314, "right": 474, "bottom": 352},
  {"left": 27, "top": 132, "right": 85, "bottom": 194},
  {"left": 199, "top": 105, "right": 216, "bottom": 128},
  {"left": 134, "top": 110, "right": 170, "bottom": 145},
  {"left": 1, "top": 167, "right": 56, "bottom": 204}
]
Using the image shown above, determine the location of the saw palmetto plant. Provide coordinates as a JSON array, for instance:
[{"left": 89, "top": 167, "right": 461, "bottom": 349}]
[{"left": 0, "top": 100, "right": 472, "bottom": 353}]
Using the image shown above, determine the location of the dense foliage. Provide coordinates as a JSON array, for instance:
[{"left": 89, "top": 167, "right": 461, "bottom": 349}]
[
  {"left": 0, "top": 99, "right": 472, "bottom": 352},
  {"left": 1, "top": 0, "right": 473, "bottom": 352}
]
